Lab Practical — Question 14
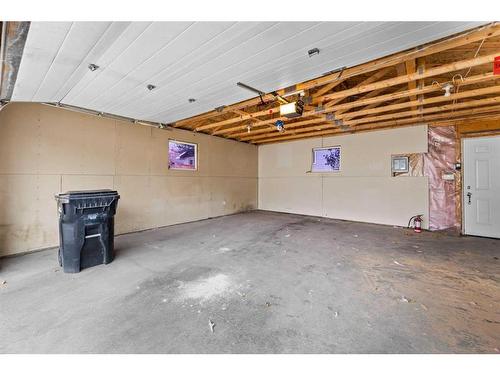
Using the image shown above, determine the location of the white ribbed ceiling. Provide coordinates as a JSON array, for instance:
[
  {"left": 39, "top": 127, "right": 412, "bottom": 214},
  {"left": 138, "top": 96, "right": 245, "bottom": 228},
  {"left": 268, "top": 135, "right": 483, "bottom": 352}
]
[{"left": 11, "top": 21, "right": 485, "bottom": 123}]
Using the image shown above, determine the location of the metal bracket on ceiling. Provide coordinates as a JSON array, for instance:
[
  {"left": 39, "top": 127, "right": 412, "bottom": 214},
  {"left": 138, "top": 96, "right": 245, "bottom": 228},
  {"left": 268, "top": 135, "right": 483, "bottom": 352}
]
[
  {"left": 325, "top": 113, "right": 335, "bottom": 121},
  {"left": 302, "top": 96, "right": 312, "bottom": 105},
  {"left": 236, "top": 82, "right": 290, "bottom": 106},
  {"left": 271, "top": 91, "right": 288, "bottom": 105},
  {"left": 322, "top": 66, "right": 346, "bottom": 79},
  {"left": 284, "top": 85, "right": 297, "bottom": 95},
  {"left": 258, "top": 94, "right": 266, "bottom": 106},
  {"left": 41, "top": 102, "right": 173, "bottom": 131},
  {"left": 336, "top": 66, "right": 346, "bottom": 80},
  {"left": 237, "top": 82, "right": 267, "bottom": 105}
]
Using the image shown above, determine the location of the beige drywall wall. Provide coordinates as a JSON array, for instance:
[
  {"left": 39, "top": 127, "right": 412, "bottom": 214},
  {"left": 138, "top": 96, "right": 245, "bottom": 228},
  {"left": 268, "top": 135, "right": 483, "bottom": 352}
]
[
  {"left": 0, "top": 103, "right": 258, "bottom": 256},
  {"left": 259, "top": 125, "right": 429, "bottom": 228}
]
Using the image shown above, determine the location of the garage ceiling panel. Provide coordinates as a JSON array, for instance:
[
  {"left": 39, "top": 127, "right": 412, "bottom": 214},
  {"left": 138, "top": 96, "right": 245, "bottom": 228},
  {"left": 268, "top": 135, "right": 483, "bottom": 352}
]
[
  {"left": 84, "top": 22, "right": 236, "bottom": 112},
  {"left": 100, "top": 22, "right": 274, "bottom": 116},
  {"left": 11, "top": 21, "right": 485, "bottom": 124},
  {"left": 11, "top": 22, "right": 73, "bottom": 101},
  {"left": 31, "top": 22, "right": 113, "bottom": 101}
]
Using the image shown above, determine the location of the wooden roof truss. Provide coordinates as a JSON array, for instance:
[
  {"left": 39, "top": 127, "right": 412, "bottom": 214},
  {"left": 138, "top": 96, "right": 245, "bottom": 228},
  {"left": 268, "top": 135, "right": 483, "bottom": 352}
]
[{"left": 169, "top": 23, "right": 500, "bottom": 144}]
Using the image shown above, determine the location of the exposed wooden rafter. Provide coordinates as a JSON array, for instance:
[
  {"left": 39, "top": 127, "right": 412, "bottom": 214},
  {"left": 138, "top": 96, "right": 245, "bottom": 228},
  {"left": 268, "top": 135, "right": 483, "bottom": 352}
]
[
  {"left": 166, "top": 23, "right": 500, "bottom": 144},
  {"left": 232, "top": 72, "right": 499, "bottom": 138},
  {"left": 253, "top": 105, "right": 500, "bottom": 144},
  {"left": 244, "top": 96, "right": 500, "bottom": 143}
]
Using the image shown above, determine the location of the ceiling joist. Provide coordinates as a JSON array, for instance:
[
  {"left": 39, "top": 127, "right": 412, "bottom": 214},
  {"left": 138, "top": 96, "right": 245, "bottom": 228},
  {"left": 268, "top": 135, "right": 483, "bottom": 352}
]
[
  {"left": 228, "top": 72, "right": 499, "bottom": 139},
  {"left": 253, "top": 105, "right": 500, "bottom": 144},
  {"left": 171, "top": 23, "right": 500, "bottom": 133},
  {"left": 129, "top": 23, "right": 500, "bottom": 144},
  {"left": 195, "top": 52, "right": 498, "bottom": 137},
  {"left": 245, "top": 97, "right": 500, "bottom": 143}
]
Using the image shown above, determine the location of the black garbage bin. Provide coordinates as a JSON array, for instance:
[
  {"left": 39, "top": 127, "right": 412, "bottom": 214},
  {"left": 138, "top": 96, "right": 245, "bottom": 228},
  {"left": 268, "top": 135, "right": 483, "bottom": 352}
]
[{"left": 55, "top": 190, "right": 120, "bottom": 273}]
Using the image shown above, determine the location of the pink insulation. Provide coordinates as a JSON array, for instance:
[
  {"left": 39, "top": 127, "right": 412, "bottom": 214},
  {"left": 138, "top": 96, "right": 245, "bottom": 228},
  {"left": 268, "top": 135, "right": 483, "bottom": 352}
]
[{"left": 423, "top": 126, "right": 460, "bottom": 231}]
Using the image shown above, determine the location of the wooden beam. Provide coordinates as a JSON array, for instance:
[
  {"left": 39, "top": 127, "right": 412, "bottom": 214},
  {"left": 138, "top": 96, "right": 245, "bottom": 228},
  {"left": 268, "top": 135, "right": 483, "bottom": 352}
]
[
  {"left": 312, "top": 67, "right": 393, "bottom": 105},
  {"left": 415, "top": 57, "right": 426, "bottom": 113},
  {"left": 457, "top": 118, "right": 500, "bottom": 134},
  {"left": 340, "top": 72, "right": 495, "bottom": 119},
  {"left": 344, "top": 96, "right": 500, "bottom": 126},
  {"left": 405, "top": 59, "right": 418, "bottom": 105},
  {"left": 317, "top": 52, "right": 496, "bottom": 103},
  {"left": 256, "top": 111, "right": 500, "bottom": 145},
  {"left": 174, "top": 23, "right": 500, "bottom": 129},
  {"left": 313, "top": 78, "right": 347, "bottom": 98},
  {"left": 230, "top": 75, "right": 497, "bottom": 139},
  {"left": 252, "top": 105, "right": 500, "bottom": 144},
  {"left": 304, "top": 67, "right": 394, "bottom": 122},
  {"left": 196, "top": 52, "right": 498, "bottom": 133},
  {"left": 172, "top": 93, "right": 276, "bottom": 128},
  {"left": 227, "top": 73, "right": 499, "bottom": 138},
  {"left": 333, "top": 87, "right": 387, "bottom": 117},
  {"left": 232, "top": 109, "right": 267, "bottom": 125},
  {"left": 228, "top": 109, "right": 277, "bottom": 134},
  {"left": 244, "top": 97, "right": 500, "bottom": 142},
  {"left": 337, "top": 84, "right": 500, "bottom": 121},
  {"left": 336, "top": 89, "right": 409, "bottom": 121},
  {"left": 232, "top": 118, "right": 329, "bottom": 139},
  {"left": 427, "top": 113, "right": 500, "bottom": 129},
  {"left": 242, "top": 92, "right": 500, "bottom": 141}
]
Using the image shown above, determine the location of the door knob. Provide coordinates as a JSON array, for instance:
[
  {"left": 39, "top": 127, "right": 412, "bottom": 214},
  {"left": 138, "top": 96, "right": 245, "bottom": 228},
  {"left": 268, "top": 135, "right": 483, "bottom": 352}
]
[{"left": 467, "top": 192, "right": 472, "bottom": 205}]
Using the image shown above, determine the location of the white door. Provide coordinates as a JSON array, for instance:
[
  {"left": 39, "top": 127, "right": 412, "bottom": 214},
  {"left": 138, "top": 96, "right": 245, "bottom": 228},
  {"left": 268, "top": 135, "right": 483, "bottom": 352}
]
[{"left": 463, "top": 136, "right": 500, "bottom": 238}]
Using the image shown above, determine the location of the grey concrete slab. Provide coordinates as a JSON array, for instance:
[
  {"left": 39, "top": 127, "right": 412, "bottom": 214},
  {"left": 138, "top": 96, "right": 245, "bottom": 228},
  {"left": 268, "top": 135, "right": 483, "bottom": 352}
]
[{"left": 0, "top": 211, "right": 499, "bottom": 353}]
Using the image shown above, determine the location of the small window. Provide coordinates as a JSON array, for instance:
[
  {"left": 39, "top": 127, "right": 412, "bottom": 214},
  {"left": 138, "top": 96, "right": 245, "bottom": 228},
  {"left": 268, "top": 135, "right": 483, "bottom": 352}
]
[
  {"left": 392, "top": 156, "right": 409, "bottom": 173},
  {"left": 168, "top": 140, "right": 197, "bottom": 170},
  {"left": 311, "top": 146, "right": 341, "bottom": 172}
]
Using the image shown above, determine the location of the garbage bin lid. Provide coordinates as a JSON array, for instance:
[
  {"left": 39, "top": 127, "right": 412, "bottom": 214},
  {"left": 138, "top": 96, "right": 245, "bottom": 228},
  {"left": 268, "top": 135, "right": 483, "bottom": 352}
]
[{"left": 55, "top": 189, "right": 119, "bottom": 200}]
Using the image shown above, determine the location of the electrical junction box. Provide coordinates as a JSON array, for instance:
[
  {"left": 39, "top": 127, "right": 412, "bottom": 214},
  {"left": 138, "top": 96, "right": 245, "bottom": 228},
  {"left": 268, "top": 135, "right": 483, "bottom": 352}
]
[
  {"left": 442, "top": 173, "right": 455, "bottom": 181},
  {"left": 391, "top": 156, "right": 409, "bottom": 173}
]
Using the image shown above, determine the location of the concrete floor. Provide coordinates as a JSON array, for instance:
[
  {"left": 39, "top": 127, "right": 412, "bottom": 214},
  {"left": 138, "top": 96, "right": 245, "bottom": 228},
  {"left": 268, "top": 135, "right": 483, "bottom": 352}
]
[{"left": 1, "top": 211, "right": 499, "bottom": 353}]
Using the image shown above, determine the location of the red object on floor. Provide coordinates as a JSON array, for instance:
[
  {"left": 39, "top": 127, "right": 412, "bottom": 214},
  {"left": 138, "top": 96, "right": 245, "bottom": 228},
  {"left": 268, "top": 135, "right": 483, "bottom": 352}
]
[
  {"left": 494, "top": 56, "right": 500, "bottom": 75},
  {"left": 413, "top": 216, "right": 422, "bottom": 233}
]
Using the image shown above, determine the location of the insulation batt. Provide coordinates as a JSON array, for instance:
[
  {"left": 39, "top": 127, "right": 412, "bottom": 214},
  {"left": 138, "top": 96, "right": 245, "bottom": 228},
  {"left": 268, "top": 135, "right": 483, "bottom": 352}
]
[{"left": 423, "top": 126, "right": 460, "bottom": 231}]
